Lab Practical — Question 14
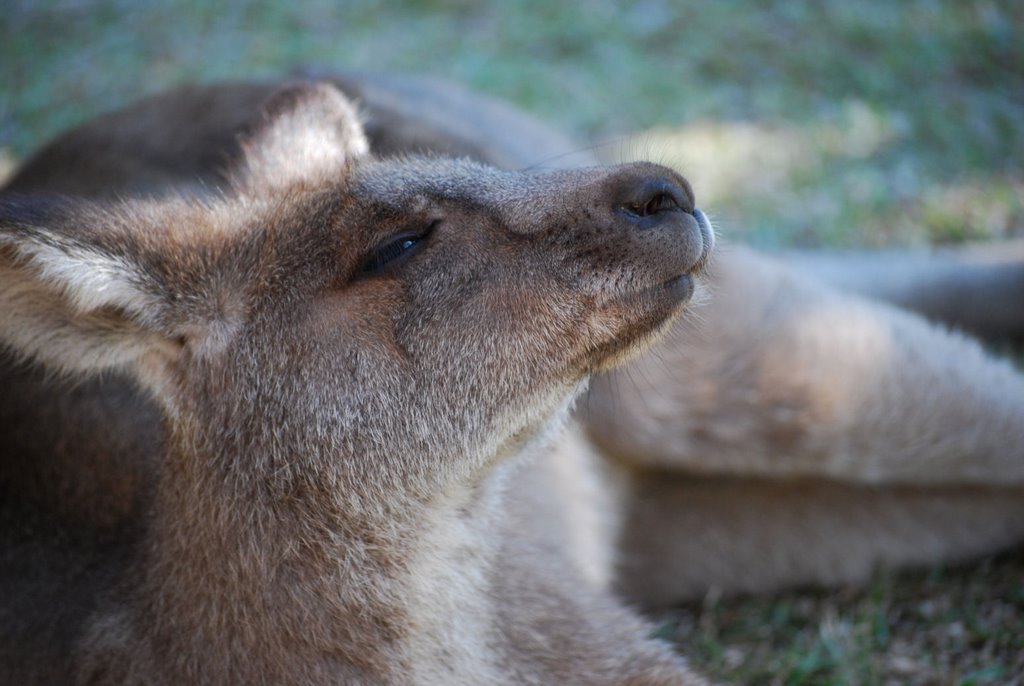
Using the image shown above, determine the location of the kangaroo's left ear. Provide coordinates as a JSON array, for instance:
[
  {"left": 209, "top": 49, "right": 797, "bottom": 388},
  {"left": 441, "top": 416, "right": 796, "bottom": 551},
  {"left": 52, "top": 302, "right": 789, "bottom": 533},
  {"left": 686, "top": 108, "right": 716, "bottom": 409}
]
[
  {"left": 0, "top": 194, "right": 255, "bottom": 391},
  {"left": 231, "top": 81, "right": 369, "bottom": 193}
]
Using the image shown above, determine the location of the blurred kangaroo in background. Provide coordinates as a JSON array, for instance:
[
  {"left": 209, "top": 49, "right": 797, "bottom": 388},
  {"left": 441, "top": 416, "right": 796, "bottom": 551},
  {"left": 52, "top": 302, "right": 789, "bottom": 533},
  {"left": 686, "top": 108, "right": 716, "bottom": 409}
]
[{"left": 1, "top": 71, "right": 1022, "bottom": 684}]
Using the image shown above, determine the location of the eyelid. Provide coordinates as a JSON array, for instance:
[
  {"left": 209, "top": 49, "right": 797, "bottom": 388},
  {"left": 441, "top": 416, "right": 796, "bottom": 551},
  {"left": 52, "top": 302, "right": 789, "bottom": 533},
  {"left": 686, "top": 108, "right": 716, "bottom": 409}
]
[{"left": 357, "top": 219, "right": 439, "bottom": 277}]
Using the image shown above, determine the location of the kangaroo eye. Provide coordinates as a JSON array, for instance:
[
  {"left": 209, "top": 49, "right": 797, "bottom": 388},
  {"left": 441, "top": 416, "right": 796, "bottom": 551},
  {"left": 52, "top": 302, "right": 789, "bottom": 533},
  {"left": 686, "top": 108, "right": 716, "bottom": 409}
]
[{"left": 358, "top": 222, "right": 437, "bottom": 276}]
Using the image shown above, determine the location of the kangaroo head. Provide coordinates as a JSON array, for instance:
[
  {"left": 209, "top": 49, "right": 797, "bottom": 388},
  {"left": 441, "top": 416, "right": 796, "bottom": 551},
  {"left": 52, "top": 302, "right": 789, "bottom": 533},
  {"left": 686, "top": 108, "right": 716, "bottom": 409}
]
[{"left": 0, "top": 82, "right": 713, "bottom": 502}]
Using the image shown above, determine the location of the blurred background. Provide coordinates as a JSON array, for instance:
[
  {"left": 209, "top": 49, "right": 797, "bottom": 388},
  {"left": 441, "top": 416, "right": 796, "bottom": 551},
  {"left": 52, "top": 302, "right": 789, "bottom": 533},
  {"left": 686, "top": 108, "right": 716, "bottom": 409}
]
[
  {"left": 2, "top": 1, "right": 1022, "bottom": 683},
  {"left": 3, "top": 0, "right": 1023, "bottom": 249}
]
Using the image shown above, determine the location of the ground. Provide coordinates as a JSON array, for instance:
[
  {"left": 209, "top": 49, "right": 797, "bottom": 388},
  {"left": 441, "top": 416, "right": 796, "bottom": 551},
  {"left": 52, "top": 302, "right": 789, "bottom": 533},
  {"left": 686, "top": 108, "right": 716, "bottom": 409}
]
[
  {"left": 2, "top": 2, "right": 1022, "bottom": 683},
  {"left": 662, "top": 551, "right": 1024, "bottom": 684}
]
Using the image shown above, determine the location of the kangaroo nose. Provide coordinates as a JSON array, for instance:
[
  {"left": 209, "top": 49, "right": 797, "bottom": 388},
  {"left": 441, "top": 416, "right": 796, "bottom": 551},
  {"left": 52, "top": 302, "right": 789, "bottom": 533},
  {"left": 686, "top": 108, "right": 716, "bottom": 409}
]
[{"left": 614, "top": 176, "right": 695, "bottom": 229}]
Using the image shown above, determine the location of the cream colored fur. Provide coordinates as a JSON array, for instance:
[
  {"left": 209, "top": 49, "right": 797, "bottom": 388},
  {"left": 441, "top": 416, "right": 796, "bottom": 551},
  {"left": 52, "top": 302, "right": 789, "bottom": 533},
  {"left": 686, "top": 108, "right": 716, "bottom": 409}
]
[{"left": 584, "top": 244, "right": 1024, "bottom": 605}]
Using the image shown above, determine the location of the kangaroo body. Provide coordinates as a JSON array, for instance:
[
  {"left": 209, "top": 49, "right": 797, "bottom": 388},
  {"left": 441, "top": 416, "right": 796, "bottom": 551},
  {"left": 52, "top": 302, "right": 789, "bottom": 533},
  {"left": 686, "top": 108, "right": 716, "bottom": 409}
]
[{"left": 1, "top": 72, "right": 1022, "bottom": 684}]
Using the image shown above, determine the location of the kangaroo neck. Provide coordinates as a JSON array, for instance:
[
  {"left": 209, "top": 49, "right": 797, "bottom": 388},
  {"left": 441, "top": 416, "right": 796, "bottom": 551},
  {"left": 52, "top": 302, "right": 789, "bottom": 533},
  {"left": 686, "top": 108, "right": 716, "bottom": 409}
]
[{"left": 128, "top": 426, "right": 516, "bottom": 684}]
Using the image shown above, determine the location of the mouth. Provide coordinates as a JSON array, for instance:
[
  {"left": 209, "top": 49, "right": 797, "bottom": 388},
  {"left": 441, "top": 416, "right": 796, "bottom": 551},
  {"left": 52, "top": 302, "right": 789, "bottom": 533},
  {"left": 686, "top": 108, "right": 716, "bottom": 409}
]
[
  {"left": 613, "top": 271, "right": 695, "bottom": 324},
  {"left": 616, "top": 206, "right": 715, "bottom": 309},
  {"left": 579, "top": 206, "right": 715, "bottom": 370},
  {"left": 661, "top": 272, "right": 696, "bottom": 301}
]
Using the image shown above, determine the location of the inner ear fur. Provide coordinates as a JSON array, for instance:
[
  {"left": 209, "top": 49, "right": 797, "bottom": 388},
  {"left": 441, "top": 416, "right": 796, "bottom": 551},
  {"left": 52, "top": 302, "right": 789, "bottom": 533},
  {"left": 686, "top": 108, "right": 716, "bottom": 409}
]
[
  {"left": 0, "top": 194, "right": 252, "bottom": 384},
  {"left": 0, "top": 82, "right": 364, "bottom": 384},
  {"left": 232, "top": 81, "right": 369, "bottom": 193}
]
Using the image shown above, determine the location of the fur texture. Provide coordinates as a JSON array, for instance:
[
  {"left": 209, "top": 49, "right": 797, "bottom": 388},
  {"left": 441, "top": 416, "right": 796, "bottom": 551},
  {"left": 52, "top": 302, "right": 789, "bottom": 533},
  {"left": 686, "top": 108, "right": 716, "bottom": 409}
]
[
  {"left": 1, "top": 80, "right": 711, "bottom": 684},
  {"left": 2, "top": 71, "right": 1022, "bottom": 683}
]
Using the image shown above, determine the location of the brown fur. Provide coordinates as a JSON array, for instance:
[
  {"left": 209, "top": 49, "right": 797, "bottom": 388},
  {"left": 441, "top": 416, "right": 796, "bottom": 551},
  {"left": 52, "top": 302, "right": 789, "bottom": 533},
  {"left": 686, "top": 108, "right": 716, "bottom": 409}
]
[
  {"left": 1, "top": 80, "right": 711, "bottom": 684},
  {"left": 2, "top": 71, "right": 1023, "bottom": 683}
]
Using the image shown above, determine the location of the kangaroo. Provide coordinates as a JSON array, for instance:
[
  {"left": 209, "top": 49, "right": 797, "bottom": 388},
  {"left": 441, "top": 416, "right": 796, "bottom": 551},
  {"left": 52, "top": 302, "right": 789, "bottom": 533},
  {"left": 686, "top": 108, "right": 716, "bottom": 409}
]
[
  {"left": 2, "top": 72, "right": 1024, "bottom": 683},
  {"left": 0, "top": 82, "right": 714, "bottom": 684}
]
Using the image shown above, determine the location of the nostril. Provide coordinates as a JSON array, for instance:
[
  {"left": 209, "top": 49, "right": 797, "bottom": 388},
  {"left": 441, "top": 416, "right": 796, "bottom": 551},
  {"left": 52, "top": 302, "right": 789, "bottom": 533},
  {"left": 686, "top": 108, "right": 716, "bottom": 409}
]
[
  {"left": 636, "top": 192, "right": 679, "bottom": 217},
  {"left": 617, "top": 178, "right": 692, "bottom": 222},
  {"left": 622, "top": 191, "right": 682, "bottom": 218}
]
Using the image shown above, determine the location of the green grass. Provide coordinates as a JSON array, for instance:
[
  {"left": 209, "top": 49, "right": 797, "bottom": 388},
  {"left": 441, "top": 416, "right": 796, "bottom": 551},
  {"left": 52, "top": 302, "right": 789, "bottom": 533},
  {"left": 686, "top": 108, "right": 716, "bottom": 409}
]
[
  {"left": 659, "top": 551, "right": 1024, "bottom": 684},
  {"left": 2, "top": 1, "right": 1023, "bottom": 682},
  {"left": 2, "top": 1, "right": 1022, "bottom": 247}
]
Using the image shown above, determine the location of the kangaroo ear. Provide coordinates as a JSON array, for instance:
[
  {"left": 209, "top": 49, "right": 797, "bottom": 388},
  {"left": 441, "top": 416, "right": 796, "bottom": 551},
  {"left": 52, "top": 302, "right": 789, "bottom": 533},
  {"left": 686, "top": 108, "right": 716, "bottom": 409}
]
[
  {"left": 232, "top": 81, "right": 369, "bottom": 192},
  {"left": 0, "top": 195, "right": 247, "bottom": 387}
]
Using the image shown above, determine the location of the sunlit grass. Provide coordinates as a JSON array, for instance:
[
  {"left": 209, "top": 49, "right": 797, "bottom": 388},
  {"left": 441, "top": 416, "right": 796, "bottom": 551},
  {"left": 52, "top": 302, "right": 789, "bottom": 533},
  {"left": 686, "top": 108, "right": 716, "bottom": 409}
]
[{"left": 618, "top": 111, "right": 1024, "bottom": 248}]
